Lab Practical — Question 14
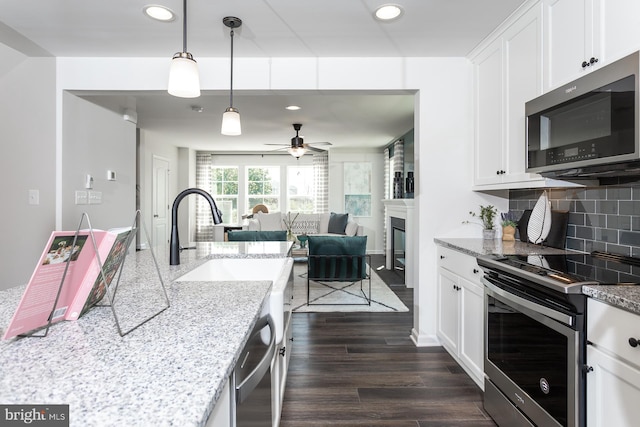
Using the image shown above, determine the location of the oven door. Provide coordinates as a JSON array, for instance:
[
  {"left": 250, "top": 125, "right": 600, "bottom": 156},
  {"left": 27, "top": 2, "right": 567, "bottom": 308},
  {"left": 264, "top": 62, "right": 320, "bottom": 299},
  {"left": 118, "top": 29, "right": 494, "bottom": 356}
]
[{"left": 483, "top": 278, "right": 583, "bottom": 427}]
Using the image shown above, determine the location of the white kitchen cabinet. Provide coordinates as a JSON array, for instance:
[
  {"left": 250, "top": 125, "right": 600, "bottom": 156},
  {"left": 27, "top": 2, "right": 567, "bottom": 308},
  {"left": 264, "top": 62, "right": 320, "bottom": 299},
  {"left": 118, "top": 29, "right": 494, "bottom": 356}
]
[
  {"left": 543, "top": 0, "right": 640, "bottom": 91},
  {"left": 587, "top": 298, "right": 640, "bottom": 427},
  {"left": 472, "top": 4, "right": 578, "bottom": 190},
  {"left": 543, "top": 0, "right": 597, "bottom": 89},
  {"left": 473, "top": 37, "right": 504, "bottom": 187},
  {"left": 205, "top": 379, "right": 231, "bottom": 427},
  {"left": 436, "top": 246, "right": 484, "bottom": 389}
]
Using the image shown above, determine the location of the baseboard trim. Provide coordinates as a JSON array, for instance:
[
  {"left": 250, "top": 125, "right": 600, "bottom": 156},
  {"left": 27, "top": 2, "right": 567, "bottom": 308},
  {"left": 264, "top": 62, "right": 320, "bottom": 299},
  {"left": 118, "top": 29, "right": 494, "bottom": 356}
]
[{"left": 410, "top": 329, "right": 440, "bottom": 347}]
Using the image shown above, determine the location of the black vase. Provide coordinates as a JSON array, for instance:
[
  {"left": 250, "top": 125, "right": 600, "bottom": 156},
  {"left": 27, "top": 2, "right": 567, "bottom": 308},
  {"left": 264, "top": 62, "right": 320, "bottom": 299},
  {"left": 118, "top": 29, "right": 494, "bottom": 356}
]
[
  {"left": 405, "top": 172, "right": 414, "bottom": 198},
  {"left": 393, "top": 172, "right": 404, "bottom": 198}
]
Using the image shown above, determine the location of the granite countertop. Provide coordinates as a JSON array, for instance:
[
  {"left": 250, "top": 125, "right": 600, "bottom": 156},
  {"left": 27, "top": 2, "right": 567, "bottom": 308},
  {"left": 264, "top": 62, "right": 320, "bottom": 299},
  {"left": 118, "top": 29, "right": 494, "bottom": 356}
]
[
  {"left": 0, "top": 241, "right": 292, "bottom": 426},
  {"left": 435, "top": 237, "right": 640, "bottom": 316},
  {"left": 434, "top": 237, "right": 573, "bottom": 258}
]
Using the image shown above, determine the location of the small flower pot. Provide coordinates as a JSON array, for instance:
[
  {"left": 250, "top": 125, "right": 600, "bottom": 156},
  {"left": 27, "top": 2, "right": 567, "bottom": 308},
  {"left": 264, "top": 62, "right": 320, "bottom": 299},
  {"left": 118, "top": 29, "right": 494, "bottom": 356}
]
[
  {"left": 483, "top": 229, "right": 496, "bottom": 240},
  {"left": 502, "top": 225, "right": 516, "bottom": 241}
]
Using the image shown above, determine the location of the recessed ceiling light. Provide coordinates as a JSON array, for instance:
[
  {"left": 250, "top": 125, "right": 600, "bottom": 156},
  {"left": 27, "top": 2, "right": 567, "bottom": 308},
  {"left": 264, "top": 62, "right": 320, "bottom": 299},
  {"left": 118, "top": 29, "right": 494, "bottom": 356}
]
[
  {"left": 286, "top": 105, "right": 301, "bottom": 111},
  {"left": 143, "top": 5, "right": 176, "bottom": 22},
  {"left": 374, "top": 4, "right": 404, "bottom": 21}
]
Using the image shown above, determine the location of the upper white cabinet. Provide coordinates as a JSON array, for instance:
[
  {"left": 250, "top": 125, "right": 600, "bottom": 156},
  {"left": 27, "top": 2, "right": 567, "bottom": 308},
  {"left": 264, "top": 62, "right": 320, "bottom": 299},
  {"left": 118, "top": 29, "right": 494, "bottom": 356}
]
[
  {"left": 472, "top": 4, "right": 574, "bottom": 189},
  {"left": 544, "top": 0, "right": 640, "bottom": 91}
]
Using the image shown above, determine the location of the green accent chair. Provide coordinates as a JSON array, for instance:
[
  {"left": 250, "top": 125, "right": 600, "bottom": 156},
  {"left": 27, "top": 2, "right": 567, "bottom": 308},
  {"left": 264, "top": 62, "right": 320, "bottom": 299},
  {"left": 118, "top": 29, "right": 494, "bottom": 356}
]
[
  {"left": 227, "top": 230, "right": 287, "bottom": 241},
  {"left": 306, "top": 235, "right": 370, "bottom": 306}
]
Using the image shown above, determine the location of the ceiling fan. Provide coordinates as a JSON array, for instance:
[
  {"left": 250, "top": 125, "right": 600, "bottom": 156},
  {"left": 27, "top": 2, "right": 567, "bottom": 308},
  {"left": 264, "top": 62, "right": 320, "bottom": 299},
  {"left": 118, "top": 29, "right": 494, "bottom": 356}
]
[{"left": 266, "top": 123, "right": 332, "bottom": 158}]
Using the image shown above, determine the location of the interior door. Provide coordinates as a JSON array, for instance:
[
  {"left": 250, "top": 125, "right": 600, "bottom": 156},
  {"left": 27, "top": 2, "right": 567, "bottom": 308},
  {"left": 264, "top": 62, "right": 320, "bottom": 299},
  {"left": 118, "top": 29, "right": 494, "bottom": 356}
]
[{"left": 152, "top": 156, "right": 170, "bottom": 249}]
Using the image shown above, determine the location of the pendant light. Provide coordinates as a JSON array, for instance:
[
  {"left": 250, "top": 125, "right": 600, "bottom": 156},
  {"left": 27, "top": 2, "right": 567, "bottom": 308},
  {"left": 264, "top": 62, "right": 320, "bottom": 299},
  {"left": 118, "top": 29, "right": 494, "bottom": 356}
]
[
  {"left": 168, "top": 0, "right": 200, "bottom": 98},
  {"left": 221, "top": 16, "right": 242, "bottom": 136}
]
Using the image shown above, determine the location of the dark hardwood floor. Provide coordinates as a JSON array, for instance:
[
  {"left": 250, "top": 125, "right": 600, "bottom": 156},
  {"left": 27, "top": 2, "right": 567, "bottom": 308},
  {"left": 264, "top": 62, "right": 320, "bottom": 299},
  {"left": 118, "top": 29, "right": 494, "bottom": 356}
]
[{"left": 279, "top": 255, "right": 496, "bottom": 427}]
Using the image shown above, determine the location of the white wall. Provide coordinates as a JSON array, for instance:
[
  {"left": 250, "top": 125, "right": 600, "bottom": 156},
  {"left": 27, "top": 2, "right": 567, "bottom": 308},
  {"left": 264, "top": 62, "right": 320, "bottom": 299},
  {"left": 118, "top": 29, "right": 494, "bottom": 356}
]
[
  {"left": 328, "top": 148, "right": 386, "bottom": 253},
  {"left": 138, "top": 129, "right": 180, "bottom": 248},
  {"left": 61, "top": 93, "right": 136, "bottom": 230},
  {"left": 0, "top": 46, "right": 56, "bottom": 291}
]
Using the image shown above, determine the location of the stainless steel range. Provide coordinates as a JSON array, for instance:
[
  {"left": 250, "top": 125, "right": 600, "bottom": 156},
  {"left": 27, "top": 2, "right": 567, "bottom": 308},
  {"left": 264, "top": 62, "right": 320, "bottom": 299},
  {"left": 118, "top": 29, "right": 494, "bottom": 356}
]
[{"left": 477, "top": 251, "right": 640, "bottom": 427}]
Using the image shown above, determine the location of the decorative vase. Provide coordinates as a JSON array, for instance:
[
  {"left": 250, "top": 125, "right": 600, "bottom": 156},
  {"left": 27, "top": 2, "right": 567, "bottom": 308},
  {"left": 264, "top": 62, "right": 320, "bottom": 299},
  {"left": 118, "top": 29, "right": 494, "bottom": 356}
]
[
  {"left": 405, "top": 172, "right": 414, "bottom": 199},
  {"left": 287, "top": 230, "right": 294, "bottom": 242},
  {"left": 393, "top": 171, "right": 404, "bottom": 198},
  {"left": 483, "top": 229, "right": 496, "bottom": 240},
  {"left": 502, "top": 225, "right": 516, "bottom": 241}
]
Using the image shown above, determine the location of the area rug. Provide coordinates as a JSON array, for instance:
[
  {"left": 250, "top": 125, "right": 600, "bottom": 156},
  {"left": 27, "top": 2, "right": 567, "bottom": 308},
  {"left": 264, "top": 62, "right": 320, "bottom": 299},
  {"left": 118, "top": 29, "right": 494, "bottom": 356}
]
[{"left": 292, "top": 263, "right": 409, "bottom": 313}]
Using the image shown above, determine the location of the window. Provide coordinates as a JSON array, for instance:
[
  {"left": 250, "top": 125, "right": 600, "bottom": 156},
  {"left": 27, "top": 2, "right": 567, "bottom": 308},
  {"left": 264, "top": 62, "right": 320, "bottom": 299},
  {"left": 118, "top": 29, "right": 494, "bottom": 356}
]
[
  {"left": 210, "top": 166, "right": 239, "bottom": 223},
  {"left": 287, "top": 165, "right": 314, "bottom": 213},
  {"left": 247, "top": 166, "right": 280, "bottom": 212}
]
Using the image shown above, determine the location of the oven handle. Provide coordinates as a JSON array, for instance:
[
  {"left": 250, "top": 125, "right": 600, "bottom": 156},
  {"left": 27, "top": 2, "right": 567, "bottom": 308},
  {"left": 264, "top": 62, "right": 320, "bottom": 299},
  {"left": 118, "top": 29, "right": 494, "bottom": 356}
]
[{"left": 482, "top": 277, "right": 574, "bottom": 327}]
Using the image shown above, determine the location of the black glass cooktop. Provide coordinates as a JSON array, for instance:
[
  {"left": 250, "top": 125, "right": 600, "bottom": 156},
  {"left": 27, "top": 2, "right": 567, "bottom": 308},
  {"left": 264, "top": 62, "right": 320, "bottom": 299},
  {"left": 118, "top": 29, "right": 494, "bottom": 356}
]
[{"left": 495, "top": 251, "right": 640, "bottom": 286}]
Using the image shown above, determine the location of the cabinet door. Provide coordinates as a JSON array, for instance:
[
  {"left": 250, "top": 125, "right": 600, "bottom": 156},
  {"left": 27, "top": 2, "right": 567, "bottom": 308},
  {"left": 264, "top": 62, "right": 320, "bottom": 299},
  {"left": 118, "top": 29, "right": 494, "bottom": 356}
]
[
  {"left": 597, "top": 0, "right": 640, "bottom": 64},
  {"left": 587, "top": 345, "right": 640, "bottom": 427},
  {"left": 474, "top": 38, "right": 504, "bottom": 186},
  {"left": 543, "top": 0, "right": 595, "bottom": 90},
  {"left": 437, "top": 268, "right": 460, "bottom": 354},
  {"left": 459, "top": 278, "right": 484, "bottom": 388},
  {"left": 503, "top": 4, "right": 543, "bottom": 183}
]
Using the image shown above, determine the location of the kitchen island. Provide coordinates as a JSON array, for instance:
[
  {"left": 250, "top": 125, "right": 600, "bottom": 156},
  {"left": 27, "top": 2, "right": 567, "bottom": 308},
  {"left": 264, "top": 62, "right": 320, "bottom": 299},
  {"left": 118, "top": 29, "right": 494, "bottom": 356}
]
[{"left": 0, "top": 241, "right": 292, "bottom": 426}]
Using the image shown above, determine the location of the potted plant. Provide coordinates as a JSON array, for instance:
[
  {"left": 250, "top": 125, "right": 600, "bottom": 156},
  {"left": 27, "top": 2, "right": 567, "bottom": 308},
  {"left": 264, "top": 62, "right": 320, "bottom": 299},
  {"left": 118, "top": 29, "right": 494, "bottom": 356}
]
[
  {"left": 467, "top": 205, "right": 498, "bottom": 239},
  {"left": 501, "top": 212, "right": 518, "bottom": 242}
]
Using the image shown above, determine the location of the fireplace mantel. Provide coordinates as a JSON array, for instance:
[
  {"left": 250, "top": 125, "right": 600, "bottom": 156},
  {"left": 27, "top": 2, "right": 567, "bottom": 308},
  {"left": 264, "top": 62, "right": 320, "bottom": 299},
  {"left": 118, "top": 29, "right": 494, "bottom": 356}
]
[{"left": 382, "top": 199, "right": 415, "bottom": 288}]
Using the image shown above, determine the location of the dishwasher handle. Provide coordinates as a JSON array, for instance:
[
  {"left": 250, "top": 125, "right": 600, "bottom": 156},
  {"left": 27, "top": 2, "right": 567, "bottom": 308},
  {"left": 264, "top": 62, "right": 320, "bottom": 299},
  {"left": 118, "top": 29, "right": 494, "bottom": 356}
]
[{"left": 235, "top": 315, "right": 276, "bottom": 405}]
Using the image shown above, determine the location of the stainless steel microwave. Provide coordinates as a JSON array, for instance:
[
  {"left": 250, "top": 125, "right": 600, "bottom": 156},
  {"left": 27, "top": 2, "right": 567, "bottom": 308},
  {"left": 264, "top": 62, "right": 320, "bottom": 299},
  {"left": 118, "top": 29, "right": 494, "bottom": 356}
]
[{"left": 526, "top": 51, "right": 640, "bottom": 178}]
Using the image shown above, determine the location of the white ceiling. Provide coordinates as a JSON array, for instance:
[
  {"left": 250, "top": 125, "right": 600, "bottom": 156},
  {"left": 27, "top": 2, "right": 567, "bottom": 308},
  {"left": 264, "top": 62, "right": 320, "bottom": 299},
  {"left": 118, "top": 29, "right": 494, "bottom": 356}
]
[{"left": 0, "top": 0, "right": 526, "bottom": 153}]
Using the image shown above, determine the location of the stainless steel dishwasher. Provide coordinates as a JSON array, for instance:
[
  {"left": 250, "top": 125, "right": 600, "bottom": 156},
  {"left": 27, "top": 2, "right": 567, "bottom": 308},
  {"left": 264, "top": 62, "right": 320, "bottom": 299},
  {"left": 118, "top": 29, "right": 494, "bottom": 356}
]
[{"left": 232, "top": 314, "right": 276, "bottom": 427}]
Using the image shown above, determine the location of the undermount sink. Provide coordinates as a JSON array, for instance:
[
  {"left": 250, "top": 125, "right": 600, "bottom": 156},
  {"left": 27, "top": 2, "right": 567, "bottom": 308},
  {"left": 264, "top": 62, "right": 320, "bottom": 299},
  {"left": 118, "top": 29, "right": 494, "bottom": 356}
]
[
  {"left": 176, "top": 257, "right": 287, "bottom": 282},
  {"left": 175, "top": 257, "right": 293, "bottom": 343}
]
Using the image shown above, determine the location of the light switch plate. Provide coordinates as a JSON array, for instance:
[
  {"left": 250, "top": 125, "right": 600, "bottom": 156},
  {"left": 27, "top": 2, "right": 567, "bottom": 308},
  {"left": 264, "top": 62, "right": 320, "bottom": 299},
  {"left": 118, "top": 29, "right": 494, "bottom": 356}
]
[
  {"left": 75, "top": 190, "right": 88, "bottom": 205},
  {"left": 88, "top": 190, "right": 102, "bottom": 204},
  {"left": 28, "top": 189, "right": 39, "bottom": 205}
]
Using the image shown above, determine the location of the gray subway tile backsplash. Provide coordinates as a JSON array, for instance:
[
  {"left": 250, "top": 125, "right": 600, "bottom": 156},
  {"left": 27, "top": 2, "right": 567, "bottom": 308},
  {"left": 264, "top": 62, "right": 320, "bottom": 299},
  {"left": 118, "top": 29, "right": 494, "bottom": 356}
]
[{"left": 509, "top": 182, "right": 640, "bottom": 255}]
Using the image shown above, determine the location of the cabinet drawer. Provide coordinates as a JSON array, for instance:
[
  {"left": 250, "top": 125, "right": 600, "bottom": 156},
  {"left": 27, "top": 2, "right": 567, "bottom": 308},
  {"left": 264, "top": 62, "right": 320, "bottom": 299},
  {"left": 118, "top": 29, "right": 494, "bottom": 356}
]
[
  {"left": 588, "top": 298, "right": 640, "bottom": 369},
  {"left": 437, "top": 246, "right": 483, "bottom": 287}
]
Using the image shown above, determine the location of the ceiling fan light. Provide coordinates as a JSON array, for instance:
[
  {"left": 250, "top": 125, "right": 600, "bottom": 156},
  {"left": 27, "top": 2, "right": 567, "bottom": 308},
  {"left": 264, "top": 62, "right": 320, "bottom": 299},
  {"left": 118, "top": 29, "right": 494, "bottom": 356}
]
[
  {"left": 168, "top": 53, "right": 200, "bottom": 98},
  {"left": 221, "top": 107, "right": 242, "bottom": 136},
  {"left": 288, "top": 146, "right": 307, "bottom": 158}
]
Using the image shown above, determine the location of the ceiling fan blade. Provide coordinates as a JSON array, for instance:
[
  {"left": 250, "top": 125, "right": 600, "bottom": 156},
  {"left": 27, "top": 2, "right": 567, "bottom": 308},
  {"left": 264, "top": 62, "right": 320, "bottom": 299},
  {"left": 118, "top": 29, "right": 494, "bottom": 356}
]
[
  {"left": 307, "top": 141, "right": 332, "bottom": 147},
  {"left": 264, "top": 143, "right": 290, "bottom": 146},
  {"left": 306, "top": 145, "right": 326, "bottom": 153}
]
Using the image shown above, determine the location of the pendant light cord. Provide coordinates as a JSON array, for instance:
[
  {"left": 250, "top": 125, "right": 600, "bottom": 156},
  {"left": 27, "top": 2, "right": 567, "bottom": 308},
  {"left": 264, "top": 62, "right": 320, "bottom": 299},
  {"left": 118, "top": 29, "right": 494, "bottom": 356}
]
[
  {"left": 182, "top": 0, "right": 188, "bottom": 53},
  {"left": 229, "top": 26, "right": 235, "bottom": 108}
]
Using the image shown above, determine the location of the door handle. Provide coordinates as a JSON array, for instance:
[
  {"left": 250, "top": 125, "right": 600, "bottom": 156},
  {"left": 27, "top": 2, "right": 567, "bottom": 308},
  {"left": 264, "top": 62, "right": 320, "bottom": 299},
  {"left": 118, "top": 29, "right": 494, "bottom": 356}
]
[{"left": 153, "top": 214, "right": 159, "bottom": 218}]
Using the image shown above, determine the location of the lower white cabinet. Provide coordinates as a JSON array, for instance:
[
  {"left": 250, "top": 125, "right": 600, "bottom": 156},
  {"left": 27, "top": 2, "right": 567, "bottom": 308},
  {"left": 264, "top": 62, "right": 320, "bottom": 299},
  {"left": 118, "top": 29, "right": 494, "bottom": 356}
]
[
  {"left": 437, "top": 246, "right": 484, "bottom": 389},
  {"left": 587, "top": 298, "right": 640, "bottom": 427}
]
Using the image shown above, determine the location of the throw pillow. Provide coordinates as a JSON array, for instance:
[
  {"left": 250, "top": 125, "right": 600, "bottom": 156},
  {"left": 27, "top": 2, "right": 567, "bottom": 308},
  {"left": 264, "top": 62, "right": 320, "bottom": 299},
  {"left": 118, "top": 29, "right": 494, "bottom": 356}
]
[
  {"left": 327, "top": 212, "right": 349, "bottom": 235},
  {"left": 256, "top": 212, "right": 284, "bottom": 231},
  {"left": 345, "top": 221, "right": 358, "bottom": 236}
]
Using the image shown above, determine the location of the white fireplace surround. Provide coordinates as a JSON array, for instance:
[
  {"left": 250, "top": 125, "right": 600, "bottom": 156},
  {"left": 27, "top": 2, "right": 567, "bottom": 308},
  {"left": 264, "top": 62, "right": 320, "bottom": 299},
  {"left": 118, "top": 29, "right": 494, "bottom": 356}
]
[{"left": 383, "top": 199, "right": 415, "bottom": 288}]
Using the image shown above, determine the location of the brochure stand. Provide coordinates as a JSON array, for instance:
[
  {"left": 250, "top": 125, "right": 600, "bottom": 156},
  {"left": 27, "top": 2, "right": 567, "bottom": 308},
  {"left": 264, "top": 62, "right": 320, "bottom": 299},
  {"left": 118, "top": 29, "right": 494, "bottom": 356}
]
[
  {"left": 19, "top": 210, "right": 169, "bottom": 338},
  {"left": 96, "top": 209, "right": 170, "bottom": 337}
]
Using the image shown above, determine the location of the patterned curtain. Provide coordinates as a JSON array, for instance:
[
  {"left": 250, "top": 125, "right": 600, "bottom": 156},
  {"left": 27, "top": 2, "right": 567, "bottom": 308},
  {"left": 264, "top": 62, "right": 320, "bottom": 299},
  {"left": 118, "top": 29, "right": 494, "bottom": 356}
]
[
  {"left": 384, "top": 147, "right": 390, "bottom": 200},
  {"left": 195, "top": 152, "right": 214, "bottom": 241},
  {"left": 313, "top": 152, "right": 329, "bottom": 213},
  {"left": 392, "top": 139, "right": 404, "bottom": 180}
]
